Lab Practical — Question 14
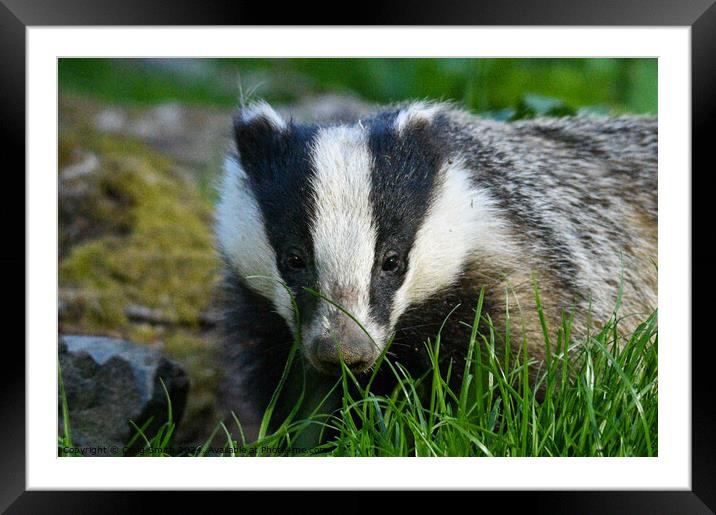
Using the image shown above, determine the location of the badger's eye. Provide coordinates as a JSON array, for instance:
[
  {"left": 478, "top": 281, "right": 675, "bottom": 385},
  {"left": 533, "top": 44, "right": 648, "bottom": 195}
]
[
  {"left": 381, "top": 252, "right": 402, "bottom": 274},
  {"left": 285, "top": 251, "right": 306, "bottom": 271}
]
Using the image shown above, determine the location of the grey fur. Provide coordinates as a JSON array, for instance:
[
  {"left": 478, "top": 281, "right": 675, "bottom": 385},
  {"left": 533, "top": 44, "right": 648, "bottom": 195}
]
[{"left": 437, "top": 107, "right": 656, "bottom": 329}]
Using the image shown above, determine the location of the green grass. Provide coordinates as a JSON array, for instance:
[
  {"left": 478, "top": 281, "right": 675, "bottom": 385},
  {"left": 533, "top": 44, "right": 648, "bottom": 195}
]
[
  {"left": 215, "top": 287, "right": 658, "bottom": 457},
  {"left": 59, "top": 285, "right": 658, "bottom": 458}
]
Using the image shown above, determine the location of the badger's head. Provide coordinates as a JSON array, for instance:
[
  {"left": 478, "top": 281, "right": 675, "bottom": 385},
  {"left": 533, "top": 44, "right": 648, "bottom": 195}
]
[{"left": 216, "top": 101, "right": 506, "bottom": 375}]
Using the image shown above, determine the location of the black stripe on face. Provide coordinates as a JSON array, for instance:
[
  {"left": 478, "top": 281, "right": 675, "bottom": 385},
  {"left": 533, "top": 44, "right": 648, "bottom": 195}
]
[
  {"left": 367, "top": 112, "right": 446, "bottom": 326},
  {"left": 236, "top": 122, "right": 320, "bottom": 322}
]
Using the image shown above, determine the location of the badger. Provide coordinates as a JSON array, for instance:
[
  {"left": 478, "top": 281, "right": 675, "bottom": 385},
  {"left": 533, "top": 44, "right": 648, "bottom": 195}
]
[{"left": 214, "top": 100, "right": 657, "bottom": 437}]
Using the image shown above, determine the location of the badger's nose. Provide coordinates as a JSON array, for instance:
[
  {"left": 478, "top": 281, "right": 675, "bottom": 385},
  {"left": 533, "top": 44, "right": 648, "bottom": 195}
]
[{"left": 312, "top": 332, "right": 375, "bottom": 374}]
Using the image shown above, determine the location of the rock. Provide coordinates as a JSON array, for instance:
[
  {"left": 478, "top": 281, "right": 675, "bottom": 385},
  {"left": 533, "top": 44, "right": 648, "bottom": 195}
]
[{"left": 58, "top": 335, "right": 189, "bottom": 456}]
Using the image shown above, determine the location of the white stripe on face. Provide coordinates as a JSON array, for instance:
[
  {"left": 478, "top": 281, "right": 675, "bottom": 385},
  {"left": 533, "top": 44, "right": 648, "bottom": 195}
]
[
  {"left": 389, "top": 159, "right": 517, "bottom": 327},
  {"left": 306, "top": 126, "right": 386, "bottom": 346},
  {"left": 215, "top": 154, "right": 294, "bottom": 326}
]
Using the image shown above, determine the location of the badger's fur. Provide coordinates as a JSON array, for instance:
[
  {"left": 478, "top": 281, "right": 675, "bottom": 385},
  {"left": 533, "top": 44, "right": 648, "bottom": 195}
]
[{"left": 215, "top": 100, "right": 657, "bottom": 436}]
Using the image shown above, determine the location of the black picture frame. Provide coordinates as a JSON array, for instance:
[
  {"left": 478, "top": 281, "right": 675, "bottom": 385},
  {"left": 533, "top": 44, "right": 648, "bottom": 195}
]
[{"left": 2, "top": 1, "right": 710, "bottom": 512}]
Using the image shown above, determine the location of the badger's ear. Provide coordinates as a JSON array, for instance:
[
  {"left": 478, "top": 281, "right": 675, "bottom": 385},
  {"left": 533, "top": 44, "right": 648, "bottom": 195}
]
[
  {"left": 394, "top": 102, "right": 441, "bottom": 136},
  {"left": 233, "top": 101, "right": 287, "bottom": 172}
]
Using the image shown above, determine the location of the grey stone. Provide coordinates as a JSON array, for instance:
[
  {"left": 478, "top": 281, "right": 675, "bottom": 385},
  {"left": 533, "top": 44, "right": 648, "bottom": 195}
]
[{"left": 58, "top": 335, "right": 189, "bottom": 456}]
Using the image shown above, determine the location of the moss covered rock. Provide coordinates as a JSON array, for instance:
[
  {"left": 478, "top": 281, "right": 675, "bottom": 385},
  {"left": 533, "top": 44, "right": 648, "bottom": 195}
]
[{"left": 59, "top": 101, "right": 223, "bottom": 444}]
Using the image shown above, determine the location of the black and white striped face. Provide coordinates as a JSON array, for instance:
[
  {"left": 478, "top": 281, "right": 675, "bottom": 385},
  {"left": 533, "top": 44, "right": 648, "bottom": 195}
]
[{"left": 216, "top": 101, "right": 508, "bottom": 375}]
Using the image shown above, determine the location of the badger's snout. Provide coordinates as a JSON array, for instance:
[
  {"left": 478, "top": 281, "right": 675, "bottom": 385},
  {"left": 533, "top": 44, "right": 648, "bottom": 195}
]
[{"left": 306, "top": 315, "right": 377, "bottom": 375}]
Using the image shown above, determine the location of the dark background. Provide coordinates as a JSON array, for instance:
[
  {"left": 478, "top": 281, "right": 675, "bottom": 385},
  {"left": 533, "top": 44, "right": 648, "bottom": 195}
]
[{"left": 0, "top": 0, "right": 709, "bottom": 507}]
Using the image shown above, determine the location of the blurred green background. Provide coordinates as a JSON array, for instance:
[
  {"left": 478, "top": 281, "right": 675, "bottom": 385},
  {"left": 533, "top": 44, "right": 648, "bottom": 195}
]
[{"left": 59, "top": 58, "right": 657, "bottom": 117}]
